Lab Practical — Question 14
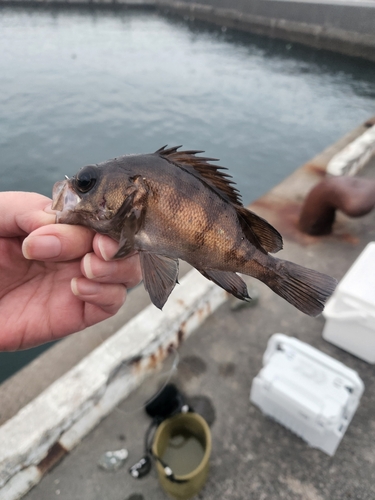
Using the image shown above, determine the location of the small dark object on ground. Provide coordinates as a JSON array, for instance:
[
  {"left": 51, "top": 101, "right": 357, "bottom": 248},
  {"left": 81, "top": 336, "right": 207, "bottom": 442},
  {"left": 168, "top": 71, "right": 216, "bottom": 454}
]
[
  {"left": 145, "top": 383, "right": 187, "bottom": 421},
  {"left": 125, "top": 494, "right": 145, "bottom": 500},
  {"left": 179, "top": 355, "right": 207, "bottom": 381}
]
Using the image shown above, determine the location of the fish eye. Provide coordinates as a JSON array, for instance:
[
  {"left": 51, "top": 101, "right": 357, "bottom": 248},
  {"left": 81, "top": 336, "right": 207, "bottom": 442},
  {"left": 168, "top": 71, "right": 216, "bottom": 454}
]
[{"left": 74, "top": 166, "right": 97, "bottom": 193}]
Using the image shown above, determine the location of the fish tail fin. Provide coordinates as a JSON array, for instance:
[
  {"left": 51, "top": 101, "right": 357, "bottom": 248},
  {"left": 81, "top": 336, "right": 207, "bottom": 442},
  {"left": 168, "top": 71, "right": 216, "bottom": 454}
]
[{"left": 266, "top": 258, "right": 337, "bottom": 317}]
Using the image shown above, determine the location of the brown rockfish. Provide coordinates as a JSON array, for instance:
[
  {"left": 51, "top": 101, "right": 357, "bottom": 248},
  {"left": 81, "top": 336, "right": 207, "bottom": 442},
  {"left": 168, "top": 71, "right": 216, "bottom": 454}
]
[{"left": 52, "top": 146, "right": 336, "bottom": 315}]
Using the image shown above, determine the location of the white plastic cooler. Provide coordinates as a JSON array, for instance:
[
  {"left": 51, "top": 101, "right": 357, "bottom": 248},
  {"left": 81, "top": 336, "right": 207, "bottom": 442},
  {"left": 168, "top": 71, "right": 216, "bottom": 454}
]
[
  {"left": 250, "top": 334, "right": 364, "bottom": 456},
  {"left": 323, "top": 242, "right": 375, "bottom": 364}
]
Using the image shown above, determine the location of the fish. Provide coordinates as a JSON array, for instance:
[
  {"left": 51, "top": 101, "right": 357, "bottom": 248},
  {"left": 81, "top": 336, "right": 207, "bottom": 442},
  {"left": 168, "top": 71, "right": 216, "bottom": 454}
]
[{"left": 51, "top": 146, "right": 337, "bottom": 316}]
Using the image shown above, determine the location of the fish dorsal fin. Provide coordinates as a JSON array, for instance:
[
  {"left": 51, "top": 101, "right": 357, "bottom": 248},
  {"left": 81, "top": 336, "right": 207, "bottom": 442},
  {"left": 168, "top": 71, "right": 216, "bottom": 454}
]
[
  {"left": 156, "top": 145, "right": 242, "bottom": 205},
  {"left": 237, "top": 206, "right": 283, "bottom": 254}
]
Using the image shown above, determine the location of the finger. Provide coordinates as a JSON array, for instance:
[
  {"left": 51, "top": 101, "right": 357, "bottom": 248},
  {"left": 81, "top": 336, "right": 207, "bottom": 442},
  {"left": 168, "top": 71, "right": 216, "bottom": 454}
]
[
  {"left": 71, "top": 277, "right": 127, "bottom": 315},
  {"left": 81, "top": 252, "right": 142, "bottom": 288},
  {"left": 92, "top": 234, "right": 121, "bottom": 261},
  {"left": 0, "top": 192, "right": 55, "bottom": 237},
  {"left": 23, "top": 224, "right": 94, "bottom": 261}
]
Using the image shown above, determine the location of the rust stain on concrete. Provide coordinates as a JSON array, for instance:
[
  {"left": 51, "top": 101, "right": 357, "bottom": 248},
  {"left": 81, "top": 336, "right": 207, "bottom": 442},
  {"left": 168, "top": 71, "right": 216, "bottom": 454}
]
[
  {"left": 252, "top": 197, "right": 360, "bottom": 247},
  {"left": 304, "top": 163, "right": 327, "bottom": 177},
  {"left": 38, "top": 442, "right": 67, "bottom": 475}
]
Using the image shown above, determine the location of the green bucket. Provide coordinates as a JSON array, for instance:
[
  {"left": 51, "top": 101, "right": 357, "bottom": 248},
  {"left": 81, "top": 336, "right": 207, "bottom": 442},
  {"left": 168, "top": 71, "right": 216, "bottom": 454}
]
[{"left": 152, "top": 412, "right": 211, "bottom": 500}]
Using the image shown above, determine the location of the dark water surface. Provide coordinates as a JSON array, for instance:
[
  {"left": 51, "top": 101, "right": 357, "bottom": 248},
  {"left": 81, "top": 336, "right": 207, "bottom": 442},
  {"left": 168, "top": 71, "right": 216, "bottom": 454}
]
[{"left": 0, "top": 6, "right": 374, "bottom": 382}]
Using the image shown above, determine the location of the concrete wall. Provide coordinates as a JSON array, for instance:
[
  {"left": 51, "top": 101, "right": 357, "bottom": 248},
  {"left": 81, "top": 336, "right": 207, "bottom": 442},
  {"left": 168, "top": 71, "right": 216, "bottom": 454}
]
[
  {"left": 158, "top": 0, "right": 375, "bottom": 61},
  {"left": 171, "top": 0, "right": 375, "bottom": 36}
]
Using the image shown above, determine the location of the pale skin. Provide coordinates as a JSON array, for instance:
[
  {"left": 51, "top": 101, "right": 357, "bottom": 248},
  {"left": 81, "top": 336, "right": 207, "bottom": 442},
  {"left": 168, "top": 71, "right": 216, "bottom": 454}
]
[{"left": 0, "top": 192, "right": 142, "bottom": 351}]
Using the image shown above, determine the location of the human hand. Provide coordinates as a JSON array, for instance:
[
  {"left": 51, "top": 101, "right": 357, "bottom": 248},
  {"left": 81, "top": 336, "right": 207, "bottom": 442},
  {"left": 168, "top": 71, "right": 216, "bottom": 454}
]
[{"left": 0, "top": 192, "right": 142, "bottom": 351}]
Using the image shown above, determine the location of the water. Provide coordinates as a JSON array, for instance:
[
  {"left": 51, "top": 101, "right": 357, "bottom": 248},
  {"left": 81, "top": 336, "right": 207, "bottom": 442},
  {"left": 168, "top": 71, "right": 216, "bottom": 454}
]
[
  {"left": 162, "top": 431, "right": 205, "bottom": 476},
  {"left": 0, "top": 6, "right": 374, "bottom": 382},
  {"left": 1, "top": 7, "right": 375, "bottom": 201}
]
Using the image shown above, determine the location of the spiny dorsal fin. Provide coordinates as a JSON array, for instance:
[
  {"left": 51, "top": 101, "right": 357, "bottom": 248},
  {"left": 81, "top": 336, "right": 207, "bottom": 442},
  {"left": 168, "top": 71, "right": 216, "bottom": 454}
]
[
  {"left": 237, "top": 206, "right": 283, "bottom": 254},
  {"left": 156, "top": 145, "right": 242, "bottom": 205}
]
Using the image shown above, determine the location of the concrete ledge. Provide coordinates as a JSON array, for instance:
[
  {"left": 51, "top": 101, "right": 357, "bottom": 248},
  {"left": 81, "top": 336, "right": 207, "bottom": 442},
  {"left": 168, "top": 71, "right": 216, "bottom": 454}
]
[
  {"left": 327, "top": 125, "right": 375, "bottom": 176},
  {"left": 0, "top": 269, "right": 227, "bottom": 500},
  {"left": 158, "top": 0, "right": 375, "bottom": 61}
]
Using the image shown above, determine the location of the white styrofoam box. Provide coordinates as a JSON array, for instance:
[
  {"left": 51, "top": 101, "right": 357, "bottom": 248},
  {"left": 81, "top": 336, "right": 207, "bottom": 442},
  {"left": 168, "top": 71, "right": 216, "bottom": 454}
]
[
  {"left": 250, "top": 334, "right": 364, "bottom": 456},
  {"left": 323, "top": 242, "right": 375, "bottom": 364}
]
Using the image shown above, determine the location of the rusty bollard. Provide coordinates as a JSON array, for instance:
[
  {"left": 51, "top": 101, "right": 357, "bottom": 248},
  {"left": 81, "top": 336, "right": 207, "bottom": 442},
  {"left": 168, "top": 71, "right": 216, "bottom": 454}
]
[{"left": 299, "top": 176, "right": 375, "bottom": 235}]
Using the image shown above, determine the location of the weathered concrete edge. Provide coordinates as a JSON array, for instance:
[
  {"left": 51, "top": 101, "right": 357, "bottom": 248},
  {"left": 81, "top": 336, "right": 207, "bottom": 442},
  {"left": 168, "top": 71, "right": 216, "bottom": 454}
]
[
  {"left": 0, "top": 270, "right": 227, "bottom": 500},
  {"left": 327, "top": 125, "right": 375, "bottom": 176},
  {"left": 157, "top": 0, "right": 375, "bottom": 62}
]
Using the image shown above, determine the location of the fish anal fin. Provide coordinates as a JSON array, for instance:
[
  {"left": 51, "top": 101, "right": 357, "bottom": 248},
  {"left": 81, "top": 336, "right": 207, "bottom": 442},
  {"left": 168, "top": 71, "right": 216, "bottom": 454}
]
[
  {"left": 156, "top": 146, "right": 242, "bottom": 205},
  {"left": 200, "top": 269, "right": 250, "bottom": 301},
  {"left": 140, "top": 253, "right": 179, "bottom": 309},
  {"left": 237, "top": 206, "right": 283, "bottom": 254}
]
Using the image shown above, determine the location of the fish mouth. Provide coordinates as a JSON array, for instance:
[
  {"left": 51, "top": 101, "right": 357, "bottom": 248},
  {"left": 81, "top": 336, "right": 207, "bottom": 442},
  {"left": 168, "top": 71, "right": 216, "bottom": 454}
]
[{"left": 52, "top": 180, "right": 81, "bottom": 223}]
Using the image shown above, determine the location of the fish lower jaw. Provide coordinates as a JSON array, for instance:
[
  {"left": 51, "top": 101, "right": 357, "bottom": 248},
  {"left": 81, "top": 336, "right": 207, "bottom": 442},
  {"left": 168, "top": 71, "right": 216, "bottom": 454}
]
[
  {"left": 55, "top": 209, "right": 114, "bottom": 231},
  {"left": 55, "top": 208, "right": 88, "bottom": 225},
  {"left": 55, "top": 210, "right": 74, "bottom": 224}
]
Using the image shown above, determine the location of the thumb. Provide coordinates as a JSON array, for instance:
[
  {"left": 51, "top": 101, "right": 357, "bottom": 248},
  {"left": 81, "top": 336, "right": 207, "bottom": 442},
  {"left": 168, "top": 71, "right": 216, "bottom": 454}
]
[{"left": 23, "top": 224, "right": 95, "bottom": 261}]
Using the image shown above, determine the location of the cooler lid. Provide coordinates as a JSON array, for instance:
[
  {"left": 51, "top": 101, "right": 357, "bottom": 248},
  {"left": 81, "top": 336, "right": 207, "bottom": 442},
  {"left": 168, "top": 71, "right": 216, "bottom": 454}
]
[{"left": 263, "top": 334, "right": 364, "bottom": 401}]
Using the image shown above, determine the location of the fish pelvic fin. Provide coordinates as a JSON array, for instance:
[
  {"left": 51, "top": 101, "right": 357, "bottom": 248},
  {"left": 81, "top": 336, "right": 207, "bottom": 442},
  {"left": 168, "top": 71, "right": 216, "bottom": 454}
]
[
  {"left": 156, "top": 146, "right": 242, "bottom": 205},
  {"left": 199, "top": 269, "right": 251, "bottom": 301},
  {"left": 237, "top": 206, "right": 283, "bottom": 254},
  {"left": 140, "top": 253, "right": 179, "bottom": 309},
  {"left": 266, "top": 258, "right": 337, "bottom": 317}
]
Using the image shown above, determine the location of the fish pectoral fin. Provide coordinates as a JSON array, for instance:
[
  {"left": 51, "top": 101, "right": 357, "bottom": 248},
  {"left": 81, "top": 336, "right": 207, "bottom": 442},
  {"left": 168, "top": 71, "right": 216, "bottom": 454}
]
[
  {"left": 199, "top": 269, "right": 250, "bottom": 301},
  {"left": 112, "top": 204, "right": 144, "bottom": 259},
  {"left": 113, "top": 233, "right": 134, "bottom": 259},
  {"left": 236, "top": 206, "right": 283, "bottom": 254},
  {"left": 113, "top": 219, "right": 137, "bottom": 259},
  {"left": 140, "top": 253, "right": 179, "bottom": 309}
]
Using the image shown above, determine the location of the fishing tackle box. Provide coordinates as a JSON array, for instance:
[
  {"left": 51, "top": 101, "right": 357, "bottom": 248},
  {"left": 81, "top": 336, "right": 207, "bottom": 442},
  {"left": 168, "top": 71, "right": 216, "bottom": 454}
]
[
  {"left": 250, "top": 334, "right": 364, "bottom": 456},
  {"left": 323, "top": 242, "right": 375, "bottom": 363}
]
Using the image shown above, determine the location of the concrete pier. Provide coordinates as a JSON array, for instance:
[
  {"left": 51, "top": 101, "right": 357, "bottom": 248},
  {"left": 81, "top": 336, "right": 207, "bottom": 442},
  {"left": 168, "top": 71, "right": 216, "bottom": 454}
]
[
  {"left": 20, "top": 132, "right": 375, "bottom": 500},
  {"left": 0, "top": 115, "right": 374, "bottom": 499}
]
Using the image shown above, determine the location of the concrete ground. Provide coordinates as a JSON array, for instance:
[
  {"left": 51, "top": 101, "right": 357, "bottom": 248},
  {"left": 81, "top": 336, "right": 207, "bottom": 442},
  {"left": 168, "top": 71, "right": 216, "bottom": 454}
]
[{"left": 24, "top": 157, "right": 375, "bottom": 500}]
